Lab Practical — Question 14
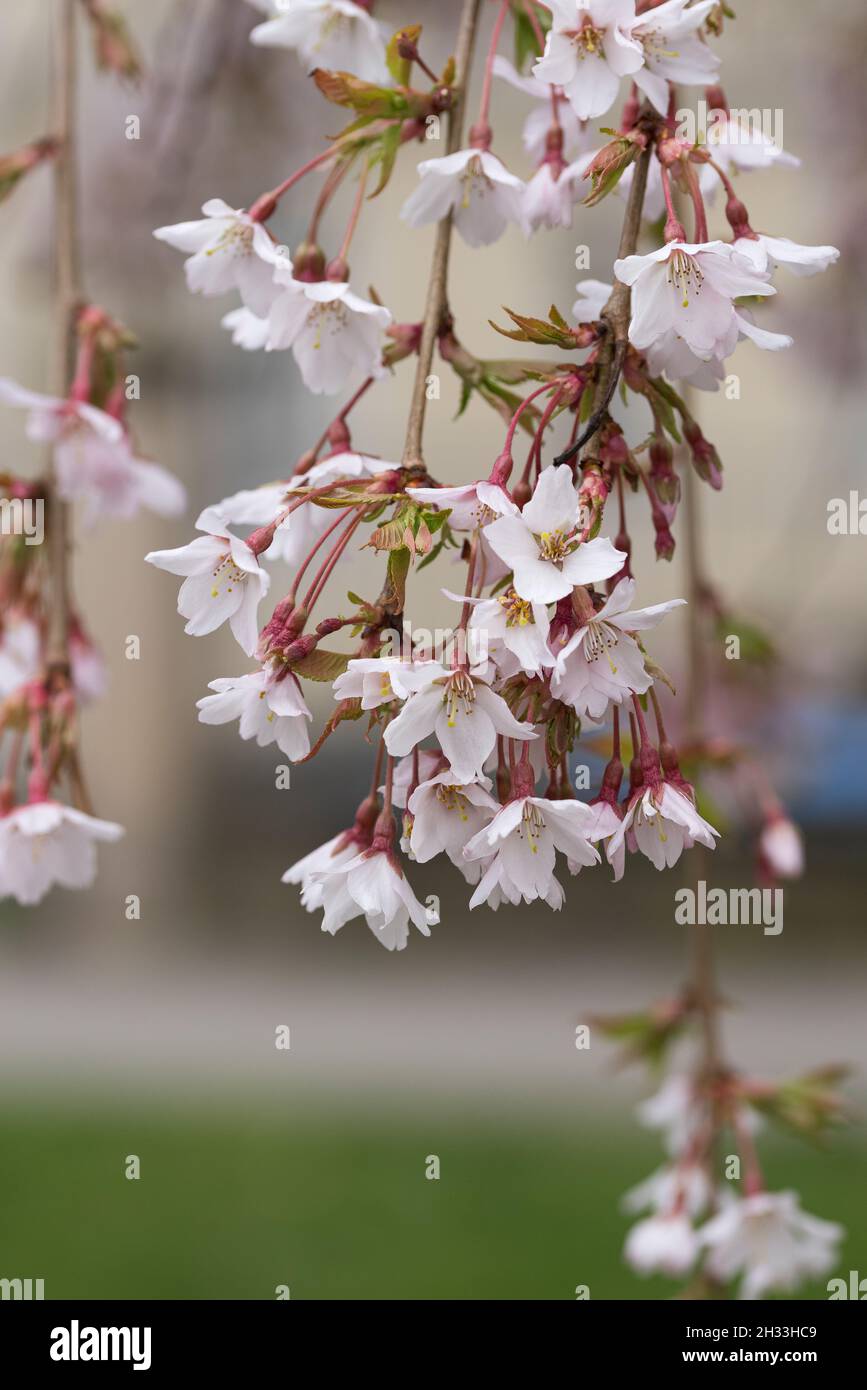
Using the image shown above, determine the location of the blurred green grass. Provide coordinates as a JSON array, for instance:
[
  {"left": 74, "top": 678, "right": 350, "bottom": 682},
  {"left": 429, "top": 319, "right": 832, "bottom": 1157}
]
[{"left": 0, "top": 1101, "right": 861, "bottom": 1300}]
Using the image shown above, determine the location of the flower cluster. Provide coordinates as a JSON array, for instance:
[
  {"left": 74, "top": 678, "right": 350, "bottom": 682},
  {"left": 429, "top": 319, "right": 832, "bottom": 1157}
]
[{"left": 1, "top": 304, "right": 184, "bottom": 906}]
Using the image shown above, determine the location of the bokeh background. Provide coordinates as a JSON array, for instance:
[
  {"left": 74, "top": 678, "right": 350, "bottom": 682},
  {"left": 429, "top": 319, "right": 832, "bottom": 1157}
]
[{"left": 1, "top": 0, "right": 865, "bottom": 1299}]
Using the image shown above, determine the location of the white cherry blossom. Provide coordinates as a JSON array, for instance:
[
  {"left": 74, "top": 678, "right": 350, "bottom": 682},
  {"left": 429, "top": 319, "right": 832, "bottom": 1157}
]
[
  {"left": 196, "top": 667, "right": 312, "bottom": 760},
  {"left": 759, "top": 816, "right": 804, "bottom": 879},
  {"left": 145, "top": 520, "right": 270, "bottom": 656},
  {"left": 463, "top": 794, "right": 599, "bottom": 909},
  {"left": 222, "top": 306, "right": 270, "bottom": 350},
  {"left": 551, "top": 578, "right": 685, "bottom": 720},
  {"left": 586, "top": 797, "right": 625, "bottom": 880},
  {"left": 153, "top": 199, "right": 278, "bottom": 316},
  {"left": 623, "top": 1161, "right": 711, "bottom": 1219},
  {"left": 483, "top": 465, "right": 626, "bottom": 604},
  {"left": 265, "top": 269, "right": 391, "bottom": 394},
  {"left": 308, "top": 847, "right": 432, "bottom": 951},
  {"left": 624, "top": 1212, "right": 699, "bottom": 1277},
  {"left": 0, "top": 614, "right": 41, "bottom": 698},
  {"left": 333, "top": 657, "right": 449, "bottom": 711},
  {"left": 246, "top": 0, "right": 388, "bottom": 84},
  {"left": 401, "top": 148, "right": 525, "bottom": 248},
  {"left": 610, "top": 779, "right": 719, "bottom": 871},
  {"left": 0, "top": 802, "right": 124, "bottom": 906},
  {"left": 408, "top": 771, "right": 498, "bottom": 880},
  {"left": 698, "top": 1191, "right": 843, "bottom": 1299},
  {"left": 573, "top": 277, "right": 614, "bottom": 324},
  {"left": 282, "top": 829, "right": 365, "bottom": 912},
  {"left": 384, "top": 668, "right": 536, "bottom": 784},
  {"left": 631, "top": 0, "right": 719, "bottom": 116},
  {"left": 522, "top": 158, "right": 595, "bottom": 234},
  {"left": 533, "top": 0, "right": 644, "bottom": 122},
  {"left": 637, "top": 1074, "right": 702, "bottom": 1157},
  {"left": 613, "top": 240, "right": 776, "bottom": 361},
  {"left": 444, "top": 588, "right": 554, "bottom": 678},
  {"left": 733, "top": 233, "right": 840, "bottom": 279},
  {"left": 0, "top": 377, "right": 185, "bottom": 524}
]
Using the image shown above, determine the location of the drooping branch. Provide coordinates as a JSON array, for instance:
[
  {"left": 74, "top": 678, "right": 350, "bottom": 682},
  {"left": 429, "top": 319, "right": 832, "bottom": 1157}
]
[
  {"left": 554, "top": 134, "right": 653, "bottom": 468},
  {"left": 401, "top": 0, "right": 483, "bottom": 469},
  {"left": 45, "top": 0, "right": 83, "bottom": 678}
]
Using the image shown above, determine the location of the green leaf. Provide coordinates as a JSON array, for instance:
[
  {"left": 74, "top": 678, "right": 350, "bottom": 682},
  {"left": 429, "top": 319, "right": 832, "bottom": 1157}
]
[
  {"left": 383, "top": 547, "right": 411, "bottom": 612},
  {"left": 368, "top": 122, "right": 403, "bottom": 198},
  {"left": 385, "top": 25, "right": 422, "bottom": 86},
  {"left": 292, "top": 648, "right": 350, "bottom": 682}
]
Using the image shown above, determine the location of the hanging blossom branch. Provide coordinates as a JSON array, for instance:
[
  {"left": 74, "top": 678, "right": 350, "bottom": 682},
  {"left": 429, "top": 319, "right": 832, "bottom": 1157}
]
[
  {"left": 136, "top": 0, "right": 846, "bottom": 1298},
  {"left": 0, "top": 0, "right": 185, "bottom": 903}
]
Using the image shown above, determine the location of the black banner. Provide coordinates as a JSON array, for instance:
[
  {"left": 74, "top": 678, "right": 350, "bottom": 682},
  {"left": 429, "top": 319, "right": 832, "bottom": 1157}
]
[{"left": 1, "top": 1298, "right": 863, "bottom": 1374}]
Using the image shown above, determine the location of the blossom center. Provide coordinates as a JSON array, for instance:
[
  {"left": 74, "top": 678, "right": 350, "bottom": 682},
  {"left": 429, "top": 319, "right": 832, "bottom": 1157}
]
[
  {"left": 435, "top": 785, "right": 471, "bottom": 822},
  {"left": 498, "top": 587, "right": 533, "bottom": 627},
  {"left": 583, "top": 619, "right": 619, "bottom": 672},
  {"left": 667, "top": 249, "right": 704, "bottom": 309},
  {"left": 460, "top": 157, "right": 495, "bottom": 207},
  {"left": 306, "top": 299, "right": 349, "bottom": 346},
  {"left": 568, "top": 22, "right": 606, "bottom": 59},
  {"left": 517, "top": 801, "right": 545, "bottom": 854},
  {"left": 210, "top": 553, "right": 246, "bottom": 600},
  {"left": 443, "top": 671, "right": 475, "bottom": 727},
  {"left": 536, "top": 528, "right": 577, "bottom": 564},
  {"left": 209, "top": 221, "right": 253, "bottom": 259}
]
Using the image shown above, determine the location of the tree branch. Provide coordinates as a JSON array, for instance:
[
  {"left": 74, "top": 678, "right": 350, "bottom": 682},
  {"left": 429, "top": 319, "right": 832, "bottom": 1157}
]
[
  {"left": 401, "top": 0, "right": 483, "bottom": 469},
  {"left": 554, "top": 137, "right": 653, "bottom": 468},
  {"left": 45, "top": 0, "right": 83, "bottom": 677}
]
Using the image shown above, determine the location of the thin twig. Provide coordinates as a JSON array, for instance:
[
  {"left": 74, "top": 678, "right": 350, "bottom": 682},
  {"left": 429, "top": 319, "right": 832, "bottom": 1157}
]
[
  {"left": 45, "top": 0, "right": 82, "bottom": 678},
  {"left": 554, "top": 137, "right": 653, "bottom": 468},
  {"left": 401, "top": 0, "right": 483, "bottom": 468}
]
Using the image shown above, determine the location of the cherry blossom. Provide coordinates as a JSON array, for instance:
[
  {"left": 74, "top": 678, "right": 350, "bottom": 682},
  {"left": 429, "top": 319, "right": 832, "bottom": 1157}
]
[
  {"left": 401, "top": 148, "right": 525, "bottom": 248},
  {"left": 733, "top": 233, "right": 840, "bottom": 279},
  {"left": 533, "top": 0, "right": 644, "bottom": 122},
  {"left": 407, "top": 771, "right": 498, "bottom": 879},
  {"left": 624, "top": 1212, "right": 699, "bottom": 1277},
  {"left": 759, "top": 816, "right": 804, "bottom": 879},
  {"left": 383, "top": 668, "right": 536, "bottom": 784},
  {"left": 463, "top": 792, "right": 599, "bottom": 910},
  {"left": 308, "top": 846, "right": 432, "bottom": 951},
  {"left": 0, "top": 615, "right": 41, "bottom": 698},
  {"left": 0, "top": 802, "right": 124, "bottom": 906},
  {"left": 613, "top": 240, "right": 776, "bottom": 361},
  {"left": 444, "top": 588, "right": 553, "bottom": 679},
  {"left": 572, "top": 277, "right": 614, "bottom": 324},
  {"left": 483, "top": 465, "right": 626, "bottom": 604},
  {"left": 333, "top": 656, "right": 450, "bottom": 711},
  {"left": 265, "top": 268, "right": 392, "bottom": 394},
  {"left": 631, "top": 0, "right": 719, "bottom": 116},
  {"left": 145, "top": 520, "right": 270, "bottom": 656},
  {"left": 622, "top": 1162, "right": 711, "bottom": 1219},
  {"left": 610, "top": 778, "right": 719, "bottom": 872},
  {"left": 196, "top": 668, "right": 312, "bottom": 760},
  {"left": 697, "top": 1191, "right": 843, "bottom": 1299},
  {"left": 245, "top": 0, "right": 388, "bottom": 84},
  {"left": 551, "top": 578, "right": 685, "bottom": 720},
  {"left": 153, "top": 199, "right": 278, "bottom": 316},
  {"left": 522, "top": 157, "right": 597, "bottom": 234}
]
